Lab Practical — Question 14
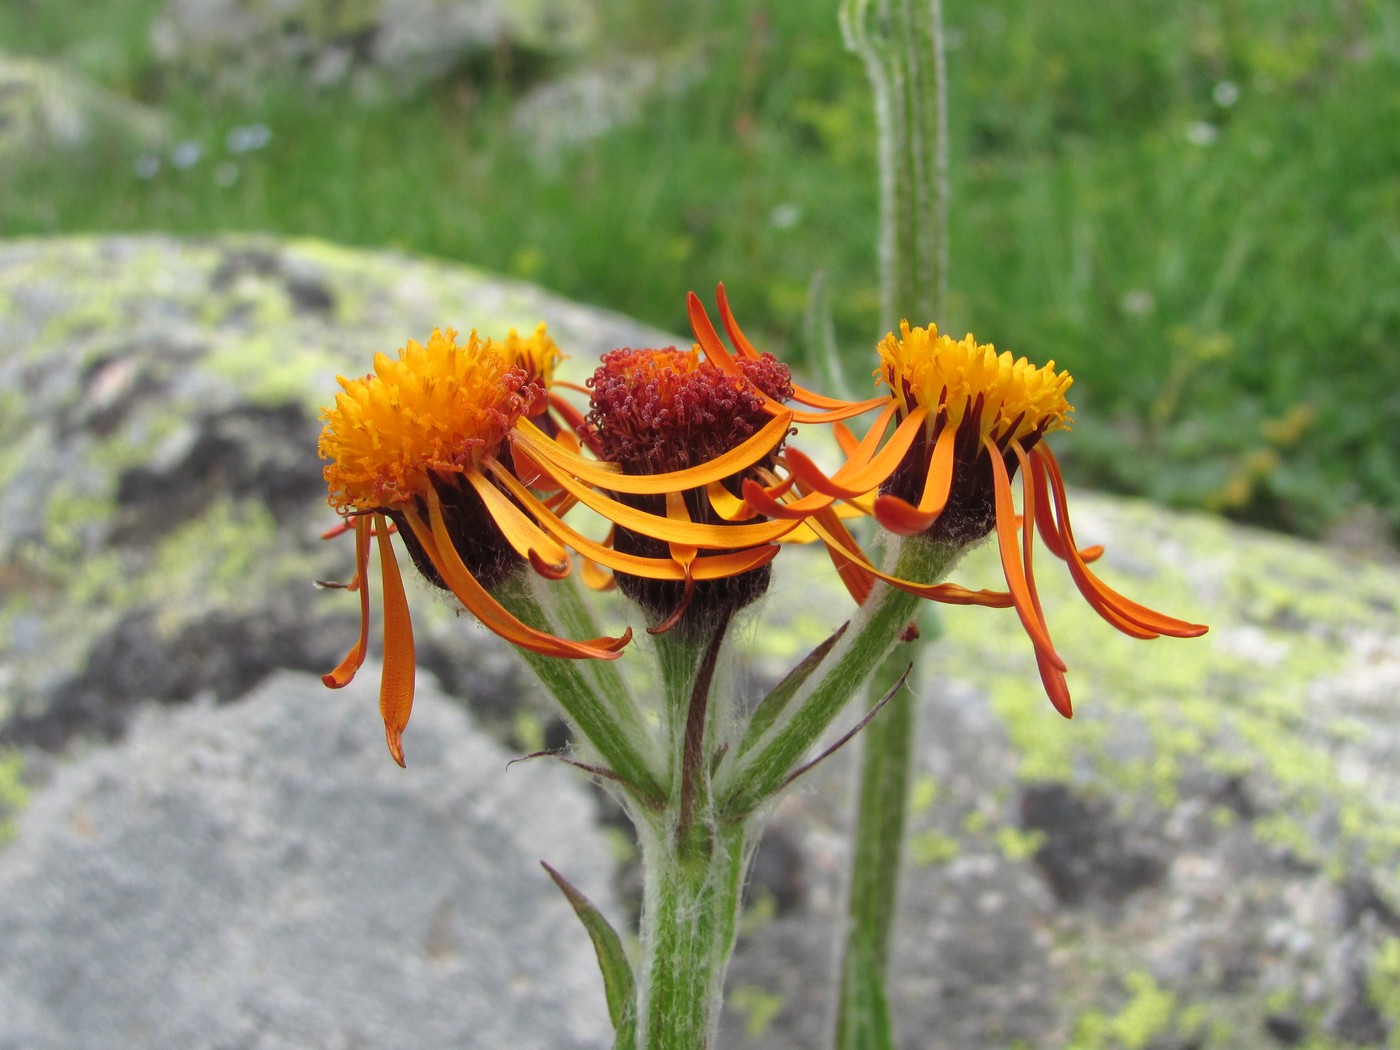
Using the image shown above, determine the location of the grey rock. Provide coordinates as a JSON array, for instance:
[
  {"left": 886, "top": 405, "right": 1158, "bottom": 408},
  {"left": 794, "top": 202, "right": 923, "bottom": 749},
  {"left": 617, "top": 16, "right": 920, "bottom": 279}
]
[
  {"left": 149, "top": 0, "right": 598, "bottom": 95},
  {"left": 512, "top": 53, "right": 702, "bottom": 157},
  {"left": 0, "top": 667, "right": 618, "bottom": 1049},
  {"left": 0, "top": 54, "right": 166, "bottom": 158},
  {"left": 0, "top": 234, "right": 674, "bottom": 752},
  {"left": 3, "top": 233, "right": 1399, "bottom": 1048},
  {"left": 722, "top": 504, "right": 1400, "bottom": 1048}
]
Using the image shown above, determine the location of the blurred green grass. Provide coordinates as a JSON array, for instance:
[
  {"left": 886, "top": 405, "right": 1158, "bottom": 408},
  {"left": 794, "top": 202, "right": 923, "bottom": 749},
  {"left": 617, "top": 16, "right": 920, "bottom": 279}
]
[{"left": 3, "top": 0, "right": 1398, "bottom": 545}]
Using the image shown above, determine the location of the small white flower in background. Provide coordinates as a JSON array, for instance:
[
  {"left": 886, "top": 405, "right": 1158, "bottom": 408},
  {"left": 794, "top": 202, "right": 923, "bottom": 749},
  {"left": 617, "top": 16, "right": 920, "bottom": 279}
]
[
  {"left": 1185, "top": 121, "right": 1219, "bottom": 147},
  {"left": 768, "top": 203, "right": 801, "bottom": 230},
  {"left": 171, "top": 140, "right": 203, "bottom": 168},
  {"left": 213, "top": 162, "right": 240, "bottom": 188},
  {"left": 1213, "top": 80, "right": 1240, "bottom": 107},
  {"left": 226, "top": 124, "right": 272, "bottom": 154},
  {"left": 1120, "top": 289, "right": 1156, "bottom": 316},
  {"left": 133, "top": 153, "right": 161, "bottom": 179}
]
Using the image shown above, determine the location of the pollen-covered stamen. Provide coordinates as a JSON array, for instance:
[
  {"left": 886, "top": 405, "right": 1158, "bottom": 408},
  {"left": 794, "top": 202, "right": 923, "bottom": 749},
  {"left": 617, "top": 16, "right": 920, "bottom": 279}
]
[
  {"left": 869, "top": 325, "right": 1073, "bottom": 547},
  {"left": 876, "top": 322, "right": 1073, "bottom": 448}
]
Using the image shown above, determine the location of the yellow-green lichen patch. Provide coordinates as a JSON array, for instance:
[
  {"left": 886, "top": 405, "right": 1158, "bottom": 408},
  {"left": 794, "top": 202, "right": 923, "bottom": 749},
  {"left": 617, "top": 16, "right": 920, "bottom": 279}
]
[
  {"left": 147, "top": 502, "right": 290, "bottom": 629},
  {"left": 994, "top": 825, "right": 1047, "bottom": 863},
  {"left": 41, "top": 488, "right": 119, "bottom": 575},
  {"left": 1069, "top": 970, "right": 1179, "bottom": 1050},
  {"left": 934, "top": 490, "right": 1400, "bottom": 903},
  {"left": 729, "top": 984, "right": 786, "bottom": 1040},
  {"left": 0, "top": 750, "right": 29, "bottom": 847},
  {"left": 908, "top": 828, "right": 961, "bottom": 866},
  {"left": 908, "top": 774, "right": 939, "bottom": 815},
  {"left": 1367, "top": 936, "right": 1400, "bottom": 1039},
  {"left": 205, "top": 329, "right": 345, "bottom": 410}
]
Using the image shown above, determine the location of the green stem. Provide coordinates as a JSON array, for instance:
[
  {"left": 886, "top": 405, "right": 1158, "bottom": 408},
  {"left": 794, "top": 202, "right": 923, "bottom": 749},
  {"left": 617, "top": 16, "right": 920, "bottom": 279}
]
[
  {"left": 635, "top": 816, "right": 751, "bottom": 1050},
  {"left": 834, "top": 658, "right": 916, "bottom": 1048},
  {"left": 499, "top": 576, "right": 664, "bottom": 804},
  {"left": 841, "top": 0, "right": 949, "bottom": 330},
  {"left": 719, "top": 538, "right": 952, "bottom": 817},
  {"left": 630, "top": 613, "right": 749, "bottom": 1049},
  {"left": 835, "top": 2, "right": 949, "bottom": 1045}
]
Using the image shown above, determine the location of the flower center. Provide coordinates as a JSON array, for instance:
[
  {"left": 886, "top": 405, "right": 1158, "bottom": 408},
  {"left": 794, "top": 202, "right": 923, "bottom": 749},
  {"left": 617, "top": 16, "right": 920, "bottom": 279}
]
[
  {"left": 320, "top": 328, "right": 536, "bottom": 512},
  {"left": 584, "top": 346, "right": 793, "bottom": 475},
  {"left": 876, "top": 323, "right": 1073, "bottom": 444}
]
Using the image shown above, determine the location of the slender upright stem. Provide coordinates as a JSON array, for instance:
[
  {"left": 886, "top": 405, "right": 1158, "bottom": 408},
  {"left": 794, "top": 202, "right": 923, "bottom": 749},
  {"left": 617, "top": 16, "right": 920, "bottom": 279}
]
[
  {"left": 834, "top": 658, "right": 915, "bottom": 1047},
  {"left": 841, "top": 0, "right": 949, "bottom": 331},
  {"left": 835, "top": 2, "right": 950, "bottom": 1045}
]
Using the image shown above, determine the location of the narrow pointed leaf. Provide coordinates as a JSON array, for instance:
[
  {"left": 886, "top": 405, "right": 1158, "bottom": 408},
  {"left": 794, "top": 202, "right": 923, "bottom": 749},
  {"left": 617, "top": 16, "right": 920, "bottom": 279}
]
[
  {"left": 541, "top": 862, "right": 637, "bottom": 1047},
  {"left": 737, "top": 623, "right": 848, "bottom": 758}
]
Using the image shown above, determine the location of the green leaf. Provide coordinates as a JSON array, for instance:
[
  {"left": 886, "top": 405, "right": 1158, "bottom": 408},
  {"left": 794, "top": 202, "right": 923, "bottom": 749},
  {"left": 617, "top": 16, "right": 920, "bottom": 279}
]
[
  {"left": 737, "top": 622, "right": 848, "bottom": 759},
  {"left": 541, "top": 861, "right": 637, "bottom": 1049}
]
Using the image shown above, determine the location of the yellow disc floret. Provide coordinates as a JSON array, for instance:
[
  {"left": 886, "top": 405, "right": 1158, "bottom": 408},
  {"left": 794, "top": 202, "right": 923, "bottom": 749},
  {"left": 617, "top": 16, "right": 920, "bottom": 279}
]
[
  {"left": 320, "top": 328, "right": 532, "bottom": 512},
  {"left": 876, "top": 322, "right": 1074, "bottom": 444},
  {"left": 499, "top": 323, "right": 564, "bottom": 387}
]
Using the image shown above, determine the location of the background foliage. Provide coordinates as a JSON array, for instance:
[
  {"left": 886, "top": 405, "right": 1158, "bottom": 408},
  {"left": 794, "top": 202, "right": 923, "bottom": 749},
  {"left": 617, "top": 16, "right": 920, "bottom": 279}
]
[{"left": 4, "top": 0, "right": 1398, "bottom": 545}]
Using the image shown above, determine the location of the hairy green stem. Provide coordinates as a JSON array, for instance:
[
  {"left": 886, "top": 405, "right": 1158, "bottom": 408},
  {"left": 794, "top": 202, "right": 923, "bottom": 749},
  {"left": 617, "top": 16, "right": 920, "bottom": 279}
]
[
  {"left": 834, "top": 659, "right": 916, "bottom": 1048},
  {"left": 635, "top": 815, "right": 750, "bottom": 1050},
  {"left": 499, "top": 577, "right": 664, "bottom": 803},
  {"left": 836, "top": 2, "right": 950, "bottom": 1045},
  {"left": 840, "top": 0, "right": 949, "bottom": 330},
  {"left": 719, "top": 538, "right": 953, "bottom": 817},
  {"left": 634, "top": 614, "right": 750, "bottom": 1050}
]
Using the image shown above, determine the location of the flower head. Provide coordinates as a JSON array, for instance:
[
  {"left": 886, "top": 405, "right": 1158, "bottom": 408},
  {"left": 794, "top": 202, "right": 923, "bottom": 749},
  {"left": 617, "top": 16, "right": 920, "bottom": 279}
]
[
  {"left": 689, "top": 285, "right": 1207, "bottom": 717},
  {"left": 319, "top": 327, "right": 630, "bottom": 766},
  {"left": 580, "top": 345, "right": 795, "bottom": 633},
  {"left": 872, "top": 322, "right": 1073, "bottom": 545}
]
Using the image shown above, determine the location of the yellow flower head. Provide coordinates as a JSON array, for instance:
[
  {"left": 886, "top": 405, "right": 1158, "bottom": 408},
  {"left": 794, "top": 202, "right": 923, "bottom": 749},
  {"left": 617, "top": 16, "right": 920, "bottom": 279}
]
[
  {"left": 320, "top": 328, "right": 534, "bottom": 513},
  {"left": 876, "top": 322, "right": 1074, "bottom": 446},
  {"left": 686, "top": 284, "right": 1206, "bottom": 721},
  {"left": 318, "top": 326, "right": 631, "bottom": 769}
]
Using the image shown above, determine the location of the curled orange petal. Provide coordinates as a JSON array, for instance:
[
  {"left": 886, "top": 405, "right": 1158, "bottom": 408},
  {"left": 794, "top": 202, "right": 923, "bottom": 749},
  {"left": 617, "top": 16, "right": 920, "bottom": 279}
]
[
  {"left": 323, "top": 515, "right": 374, "bottom": 689},
  {"left": 688, "top": 291, "right": 886, "bottom": 423},
  {"left": 1033, "top": 448, "right": 1208, "bottom": 639},
  {"left": 374, "top": 513, "right": 416, "bottom": 766},
  {"left": 986, "top": 437, "right": 1067, "bottom": 674},
  {"left": 514, "top": 413, "right": 795, "bottom": 496},
  {"left": 485, "top": 460, "right": 779, "bottom": 582},
  {"left": 463, "top": 468, "right": 570, "bottom": 577},
  {"left": 406, "top": 491, "right": 631, "bottom": 660}
]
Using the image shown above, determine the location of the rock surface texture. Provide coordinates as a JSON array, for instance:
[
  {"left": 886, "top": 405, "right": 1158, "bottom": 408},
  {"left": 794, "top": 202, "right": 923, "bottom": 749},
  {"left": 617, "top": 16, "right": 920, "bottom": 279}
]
[
  {"left": 149, "top": 0, "right": 598, "bottom": 93},
  {"left": 0, "top": 669, "right": 618, "bottom": 1050},
  {"left": 1, "top": 235, "right": 1398, "bottom": 1049}
]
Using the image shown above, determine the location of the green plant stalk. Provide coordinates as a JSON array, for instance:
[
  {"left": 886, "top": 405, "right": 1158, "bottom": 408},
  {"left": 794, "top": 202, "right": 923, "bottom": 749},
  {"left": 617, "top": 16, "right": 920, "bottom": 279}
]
[
  {"left": 836, "top": 2, "right": 949, "bottom": 1045},
  {"left": 634, "top": 813, "right": 751, "bottom": 1050},
  {"left": 631, "top": 612, "right": 750, "bottom": 1050},
  {"left": 834, "top": 657, "right": 915, "bottom": 1048},
  {"left": 719, "top": 537, "right": 952, "bottom": 816},
  {"left": 840, "top": 0, "right": 949, "bottom": 330},
  {"left": 499, "top": 577, "right": 664, "bottom": 803}
]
